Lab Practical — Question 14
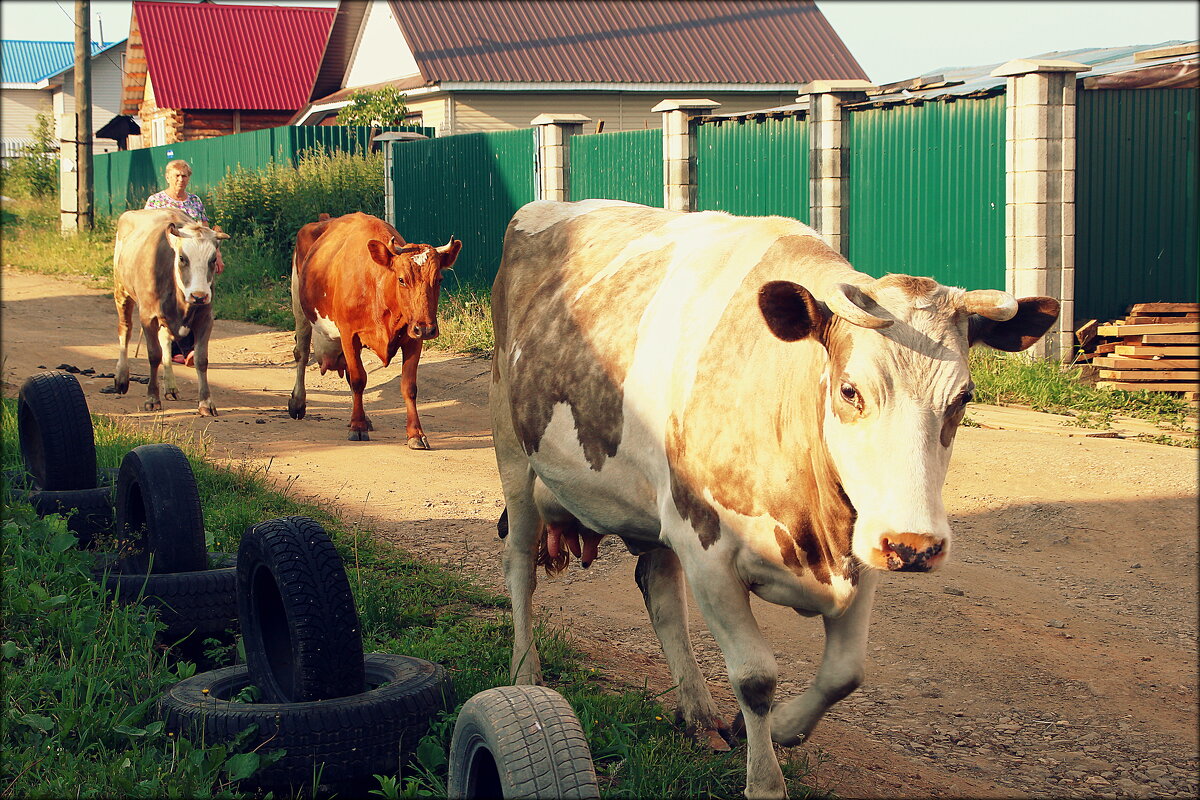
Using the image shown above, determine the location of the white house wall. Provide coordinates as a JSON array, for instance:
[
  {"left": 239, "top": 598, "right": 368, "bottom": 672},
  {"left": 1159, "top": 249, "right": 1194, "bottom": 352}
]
[
  {"left": 448, "top": 91, "right": 797, "bottom": 134},
  {"left": 1, "top": 87, "right": 52, "bottom": 142},
  {"left": 53, "top": 43, "right": 126, "bottom": 153},
  {"left": 345, "top": 0, "right": 419, "bottom": 89}
]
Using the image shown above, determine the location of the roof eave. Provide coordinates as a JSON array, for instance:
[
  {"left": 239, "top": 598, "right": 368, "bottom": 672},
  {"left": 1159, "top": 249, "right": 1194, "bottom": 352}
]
[{"left": 436, "top": 81, "right": 805, "bottom": 92}]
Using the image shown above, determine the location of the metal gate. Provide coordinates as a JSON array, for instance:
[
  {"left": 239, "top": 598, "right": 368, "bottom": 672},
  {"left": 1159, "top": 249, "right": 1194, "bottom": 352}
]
[
  {"left": 568, "top": 129, "right": 662, "bottom": 206},
  {"left": 695, "top": 115, "right": 809, "bottom": 222}
]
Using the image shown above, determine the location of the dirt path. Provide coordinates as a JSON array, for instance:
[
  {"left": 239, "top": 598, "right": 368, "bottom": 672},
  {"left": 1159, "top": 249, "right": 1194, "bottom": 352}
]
[{"left": 2, "top": 269, "right": 1197, "bottom": 799}]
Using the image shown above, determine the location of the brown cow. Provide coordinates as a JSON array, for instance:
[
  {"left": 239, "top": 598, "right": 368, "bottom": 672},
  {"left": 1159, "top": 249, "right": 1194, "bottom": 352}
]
[
  {"left": 113, "top": 208, "right": 228, "bottom": 415},
  {"left": 287, "top": 212, "right": 461, "bottom": 447}
]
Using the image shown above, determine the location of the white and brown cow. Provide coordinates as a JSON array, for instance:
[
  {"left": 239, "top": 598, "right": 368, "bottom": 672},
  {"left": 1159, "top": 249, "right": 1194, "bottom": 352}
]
[
  {"left": 490, "top": 200, "right": 1059, "bottom": 799},
  {"left": 287, "top": 212, "right": 461, "bottom": 447},
  {"left": 113, "top": 208, "right": 227, "bottom": 415}
]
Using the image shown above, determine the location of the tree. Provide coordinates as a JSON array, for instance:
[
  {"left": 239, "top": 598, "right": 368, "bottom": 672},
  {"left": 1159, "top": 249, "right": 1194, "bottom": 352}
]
[
  {"left": 337, "top": 88, "right": 409, "bottom": 127},
  {"left": 2, "top": 114, "right": 59, "bottom": 198}
]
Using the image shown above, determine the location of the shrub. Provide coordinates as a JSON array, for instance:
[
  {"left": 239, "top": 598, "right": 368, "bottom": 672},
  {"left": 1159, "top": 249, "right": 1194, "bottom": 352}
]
[
  {"left": 208, "top": 148, "right": 385, "bottom": 274},
  {"left": 337, "top": 87, "right": 409, "bottom": 127},
  {"left": 1, "top": 113, "right": 59, "bottom": 198}
]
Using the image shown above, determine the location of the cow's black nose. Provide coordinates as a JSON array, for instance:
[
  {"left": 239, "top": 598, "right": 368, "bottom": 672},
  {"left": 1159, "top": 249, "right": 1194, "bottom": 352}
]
[{"left": 189, "top": 292, "right": 209, "bottom": 305}]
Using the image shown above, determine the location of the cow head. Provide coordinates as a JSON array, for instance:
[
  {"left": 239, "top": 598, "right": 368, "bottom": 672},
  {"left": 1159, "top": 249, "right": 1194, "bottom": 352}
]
[
  {"left": 166, "top": 222, "right": 228, "bottom": 306},
  {"left": 366, "top": 235, "right": 462, "bottom": 340},
  {"left": 759, "top": 275, "right": 1058, "bottom": 573}
]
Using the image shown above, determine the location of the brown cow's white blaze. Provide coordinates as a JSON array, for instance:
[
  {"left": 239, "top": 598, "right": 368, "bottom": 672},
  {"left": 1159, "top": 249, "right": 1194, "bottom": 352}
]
[
  {"left": 490, "top": 200, "right": 1059, "bottom": 799},
  {"left": 112, "top": 208, "right": 227, "bottom": 416},
  {"left": 288, "top": 212, "right": 461, "bottom": 448}
]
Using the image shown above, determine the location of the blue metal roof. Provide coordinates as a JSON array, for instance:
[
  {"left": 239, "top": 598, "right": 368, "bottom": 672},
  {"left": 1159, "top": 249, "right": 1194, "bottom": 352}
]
[{"left": 2, "top": 40, "right": 114, "bottom": 84}]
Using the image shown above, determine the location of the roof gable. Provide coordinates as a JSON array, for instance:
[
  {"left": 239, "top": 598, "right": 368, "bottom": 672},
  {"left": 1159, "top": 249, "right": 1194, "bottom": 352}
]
[
  {"left": 386, "top": 0, "right": 866, "bottom": 85},
  {"left": 131, "top": 0, "right": 335, "bottom": 110},
  {"left": 2, "top": 40, "right": 114, "bottom": 85}
]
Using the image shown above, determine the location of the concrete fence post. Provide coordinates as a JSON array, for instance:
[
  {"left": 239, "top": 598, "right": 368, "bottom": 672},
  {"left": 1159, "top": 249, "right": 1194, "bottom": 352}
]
[
  {"left": 531, "top": 113, "right": 590, "bottom": 202},
  {"left": 992, "top": 58, "right": 1088, "bottom": 360},
  {"left": 652, "top": 99, "right": 720, "bottom": 212},
  {"left": 797, "top": 80, "right": 875, "bottom": 254}
]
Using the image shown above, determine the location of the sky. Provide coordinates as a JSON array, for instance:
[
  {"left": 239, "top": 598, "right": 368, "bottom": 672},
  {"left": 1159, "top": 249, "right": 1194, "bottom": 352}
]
[{"left": 1, "top": 0, "right": 1197, "bottom": 85}]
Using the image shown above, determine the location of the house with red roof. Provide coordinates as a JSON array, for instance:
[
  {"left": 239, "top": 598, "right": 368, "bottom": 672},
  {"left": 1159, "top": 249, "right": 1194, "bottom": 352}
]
[
  {"left": 120, "top": 0, "right": 335, "bottom": 147},
  {"left": 292, "top": 0, "right": 867, "bottom": 134}
]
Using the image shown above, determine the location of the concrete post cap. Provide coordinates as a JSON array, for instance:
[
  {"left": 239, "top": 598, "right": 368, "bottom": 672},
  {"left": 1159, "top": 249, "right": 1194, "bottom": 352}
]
[
  {"left": 651, "top": 99, "right": 722, "bottom": 113},
  {"left": 530, "top": 113, "right": 591, "bottom": 126},
  {"left": 990, "top": 59, "right": 1089, "bottom": 77},
  {"left": 796, "top": 79, "right": 876, "bottom": 99}
]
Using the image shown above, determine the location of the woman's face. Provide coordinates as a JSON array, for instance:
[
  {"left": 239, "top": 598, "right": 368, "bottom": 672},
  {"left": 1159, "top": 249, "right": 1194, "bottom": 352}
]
[{"left": 167, "top": 169, "right": 191, "bottom": 193}]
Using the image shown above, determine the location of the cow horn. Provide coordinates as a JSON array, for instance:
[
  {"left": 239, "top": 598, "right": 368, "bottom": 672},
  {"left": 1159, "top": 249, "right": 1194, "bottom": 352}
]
[
  {"left": 961, "top": 289, "right": 1018, "bottom": 321},
  {"left": 826, "top": 283, "right": 893, "bottom": 329}
]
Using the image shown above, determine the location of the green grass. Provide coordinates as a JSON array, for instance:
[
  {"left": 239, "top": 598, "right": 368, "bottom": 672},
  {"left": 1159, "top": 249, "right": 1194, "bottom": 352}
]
[
  {"left": 969, "top": 348, "right": 1196, "bottom": 438},
  {"left": 0, "top": 397, "right": 822, "bottom": 798}
]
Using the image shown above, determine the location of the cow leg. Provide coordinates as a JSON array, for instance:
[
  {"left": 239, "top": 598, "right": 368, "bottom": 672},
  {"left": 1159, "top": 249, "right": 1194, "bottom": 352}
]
[
  {"left": 635, "top": 549, "right": 733, "bottom": 750},
  {"left": 341, "top": 338, "right": 371, "bottom": 441},
  {"left": 114, "top": 293, "right": 134, "bottom": 394},
  {"left": 157, "top": 325, "right": 179, "bottom": 401},
  {"left": 141, "top": 318, "right": 164, "bottom": 412},
  {"left": 399, "top": 336, "right": 428, "bottom": 450},
  {"left": 491, "top": 382, "right": 542, "bottom": 684},
  {"left": 771, "top": 569, "right": 879, "bottom": 747},
  {"left": 287, "top": 260, "right": 312, "bottom": 420},
  {"left": 683, "top": 560, "right": 787, "bottom": 799},
  {"left": 191, "top": 311, "right": 217, "bottom": 417}
]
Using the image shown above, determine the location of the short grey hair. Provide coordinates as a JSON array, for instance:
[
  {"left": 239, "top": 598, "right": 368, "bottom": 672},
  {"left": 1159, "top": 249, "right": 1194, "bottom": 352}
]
[{"left": 165, "top": 159, "right": 192, "bottom": 176}]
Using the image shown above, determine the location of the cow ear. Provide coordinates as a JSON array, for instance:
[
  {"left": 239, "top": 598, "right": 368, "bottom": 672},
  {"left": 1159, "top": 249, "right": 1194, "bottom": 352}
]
[
  {"left": 969, "top": 296, "right": 1060, "bottom": 351},
  {"left": 436, "top": 238, "right": 462, "bottom": 270},
  {"left": 758, "top": 280, "right": 825, "bottom": 342},
  {"left": 211, "top": 224, "right": 230, "bottom": 241},
  {"left": 367, "top": 239, "right": 393, "bottom": 267}
]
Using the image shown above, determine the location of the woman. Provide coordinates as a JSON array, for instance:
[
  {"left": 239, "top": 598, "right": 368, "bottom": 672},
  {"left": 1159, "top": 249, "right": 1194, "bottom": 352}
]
[{"left": 144, "top": 159, "right": 225, "bottom": 365}]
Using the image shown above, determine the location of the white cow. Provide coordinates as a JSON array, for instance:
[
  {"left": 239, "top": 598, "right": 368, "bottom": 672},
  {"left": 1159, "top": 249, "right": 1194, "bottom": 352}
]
[
  {"left": 489, "top": 200, "right": 1059, "bottom": 798},
  {"left": 112, "top": 208, "right": 227, "bottom": 415}
]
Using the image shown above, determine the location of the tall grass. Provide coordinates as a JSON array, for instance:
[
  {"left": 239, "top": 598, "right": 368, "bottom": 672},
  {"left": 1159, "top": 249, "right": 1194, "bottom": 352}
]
[{"left": 0, "top": 399, "right": 822, "bottom": 798}]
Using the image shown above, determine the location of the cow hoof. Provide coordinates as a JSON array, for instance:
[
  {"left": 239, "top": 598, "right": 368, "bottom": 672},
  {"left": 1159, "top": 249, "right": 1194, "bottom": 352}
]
[
  {"left": 686, "top": 713, "right": 737, "bottom": 751},
  {"left": 165, "top": 390, "right": 179, "bottom": 401},
  {"left": 198, "top": 404, "right": 218, "bottom": 417},
  {"left": 348, "top": 430, "right": 370, "bottom": 442},
  {"left": 407, "top": 435, "right": 430, "bottom": 450},
  {"left": 287, "top": 397, "right": 306, "bottom": 419},
  {"left": 143, "top": 400, "right": 161, "bottom": 412},
  {"left": 114, "top": 379, "right": 129, "bottom": 395}
]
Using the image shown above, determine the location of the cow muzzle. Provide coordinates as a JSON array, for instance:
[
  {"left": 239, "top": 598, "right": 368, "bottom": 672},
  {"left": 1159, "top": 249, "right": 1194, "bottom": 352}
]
[
  {"left": 871, "top": 533, "right": 946, "bottom": 572},
  {"left": 409, "top": 322, "right": 438, "bottom": 339},
  {"left": 188, "top": 291, "right": 210, "bottom": 306}
]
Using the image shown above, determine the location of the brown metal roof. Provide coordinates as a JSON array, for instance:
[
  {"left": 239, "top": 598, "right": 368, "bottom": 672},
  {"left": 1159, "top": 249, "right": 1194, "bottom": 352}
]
[{"left": 386, "top": 0, "right": 866, "bottom": 85}]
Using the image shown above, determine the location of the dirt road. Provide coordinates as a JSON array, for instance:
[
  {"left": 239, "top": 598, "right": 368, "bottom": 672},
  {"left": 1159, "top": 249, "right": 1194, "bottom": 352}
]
[{"left": 2, "top": 269, "right": 1197, "bottom": 799}]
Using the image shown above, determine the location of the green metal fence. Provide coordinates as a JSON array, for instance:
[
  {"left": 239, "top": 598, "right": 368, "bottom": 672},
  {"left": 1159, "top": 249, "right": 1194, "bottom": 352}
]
[
  {"left": 1075, "top": 88, "right": 1198, "bottom": 323},
  {"left": 91, "top": 125, "right": 432, "bottom": 218},
  {"left": 846, "top": 96, "right": 1006, "bottom": 289},
  {"left": 391, "top": 128, "right": 536, "bottom": 290},
  {"left": 568, "top": 129, "right": 662, "bottom": 206},
  {"left": 695, "top": 115, "right": 810, "bottom": 222}
]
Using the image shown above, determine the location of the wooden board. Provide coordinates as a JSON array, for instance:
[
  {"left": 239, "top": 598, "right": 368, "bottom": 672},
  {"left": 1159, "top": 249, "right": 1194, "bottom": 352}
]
[
  {"left": 1098, "top": 369, "right": 1200, "bottom": 381},
  {"left": 1124, "top": 314, "right": 1200, "bottom": 324},
  {"left": 1092, "top": 356, "right": 1200, "bottom": 370},
  {"left": 1129, "top": 302, "right": 1200, "bottom": 314},
  {"left": 1142, "top": 334, "right": 1200, "bottom": 344},
  {"left": 1098, "top": 380, "right": 1199, "bottom": 394},
  {"left": 1096, "top": 322, "right": 1200, "bottom": 336},
  {"left": 1095, "top": 341, "right": 1118, "bottom": 354},
  {"left": 1075, "top": 319, "right": 1098, "bottom": 347},
  {"left": 1115, "top": 345, "right": 1200, "bottom": 356}
]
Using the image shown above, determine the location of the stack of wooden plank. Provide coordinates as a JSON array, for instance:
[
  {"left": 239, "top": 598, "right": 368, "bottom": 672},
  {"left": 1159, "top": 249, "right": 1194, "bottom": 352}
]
[{"left": 1084, "top": 303, "right": 1198, "bottom": 401}]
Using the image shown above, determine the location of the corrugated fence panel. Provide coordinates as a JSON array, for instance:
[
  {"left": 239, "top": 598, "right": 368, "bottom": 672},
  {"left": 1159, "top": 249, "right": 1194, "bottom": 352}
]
[
  {"left": 695, "top": 116, "right": 809, "bottom": 222},
  {"left": 568, "top": 128, "right": 662, "bottom": 206},
  {"left": 1075, "top": 89, "right": 1197, "bottom": 323},
  {"left": 846, "top": 96, "right": 1005, "bottom": 289},
  {"left": 391, "top": 128, "right": 536, "bottom": 290},
  {"left": 92, "top": 126, "right": 430, "bottom": 217}
]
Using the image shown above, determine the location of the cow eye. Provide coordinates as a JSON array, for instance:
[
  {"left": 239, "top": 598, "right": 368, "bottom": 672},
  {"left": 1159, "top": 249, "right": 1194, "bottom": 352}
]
[
  {"left": 954, "top": 389, "right": 975, "bottom": 407},
  {"left": 839, "top": 381, "right": 862, "bottom": 409},
  {"left": 396, "top": 276, "right": 406, "bottom": 286}
]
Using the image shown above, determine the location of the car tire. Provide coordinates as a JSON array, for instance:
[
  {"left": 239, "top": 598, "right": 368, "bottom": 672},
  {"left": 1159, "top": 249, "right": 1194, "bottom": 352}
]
[
  {"left": 18, "top": 371, "right": 97, "bottom": 490},
  {"left": 115, "top": 444, "right": 207, "bottom": 574},
  {"left": 237, "top": 516, "right": 364, "bottom": 704},
  {"left": 448, "top": 685, "right": 600, "bottom": 800},
  {"left": 158, "top": 654, "right": 454, "bottom": 792},
  {"left": 94, "top": 553, "right": 238, "bottom": 644},
  {"left": 6, "top": 466, "right": 116, "bottom": 550}
]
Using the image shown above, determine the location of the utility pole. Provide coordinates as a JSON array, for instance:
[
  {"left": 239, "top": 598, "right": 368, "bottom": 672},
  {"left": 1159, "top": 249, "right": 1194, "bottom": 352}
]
[{"left": 74, "top": 0, "right": 93, "bottom": 231}]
